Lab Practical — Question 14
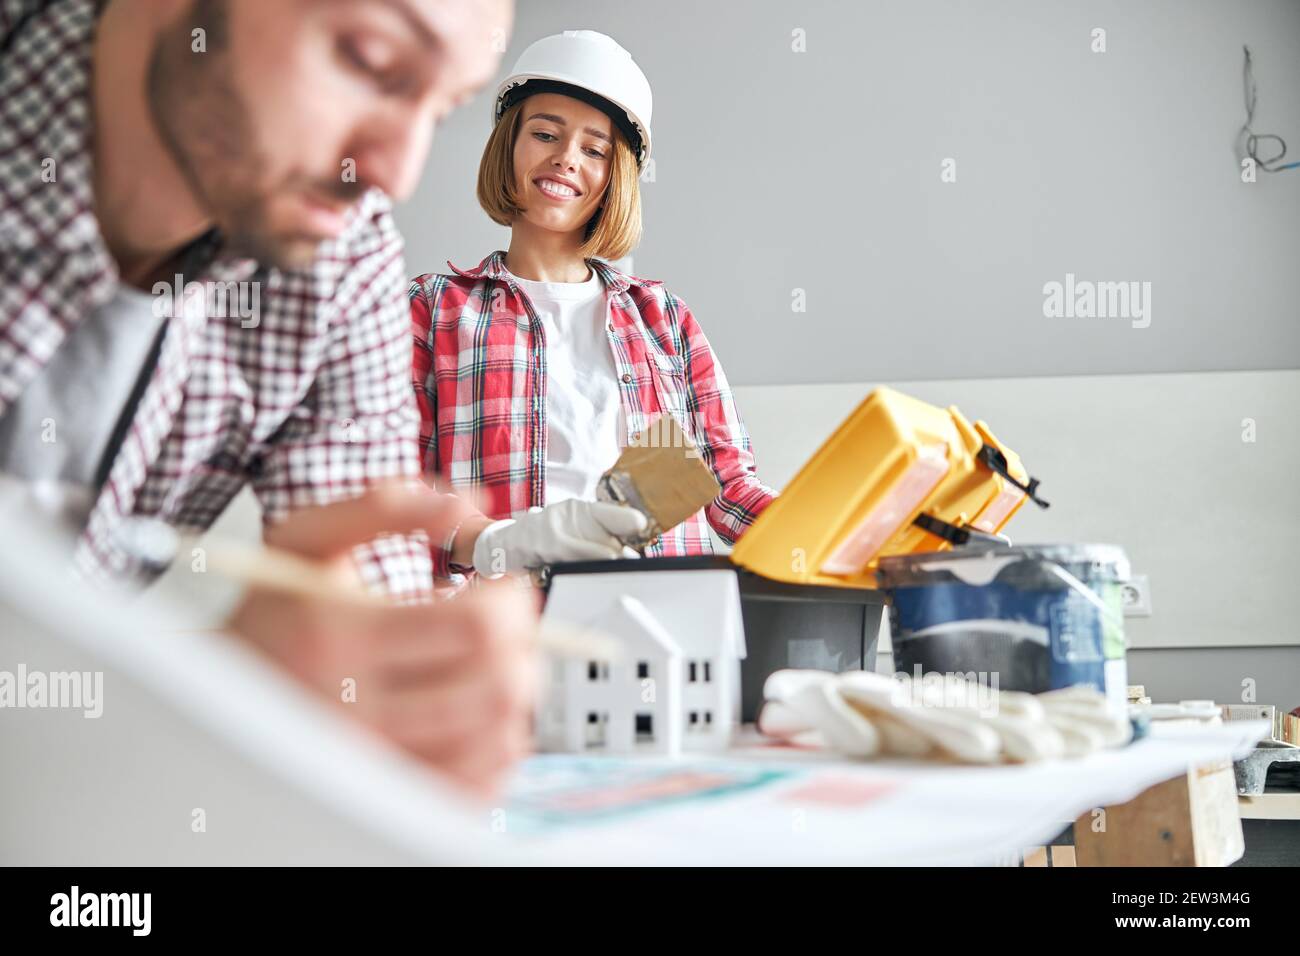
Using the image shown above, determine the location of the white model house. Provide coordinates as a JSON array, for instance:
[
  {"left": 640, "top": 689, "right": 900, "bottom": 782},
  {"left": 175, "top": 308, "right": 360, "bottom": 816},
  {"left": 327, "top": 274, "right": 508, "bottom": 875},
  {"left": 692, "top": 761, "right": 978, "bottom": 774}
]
[{"left": 538, "top": 568, "right": 746, "bottom": 756}]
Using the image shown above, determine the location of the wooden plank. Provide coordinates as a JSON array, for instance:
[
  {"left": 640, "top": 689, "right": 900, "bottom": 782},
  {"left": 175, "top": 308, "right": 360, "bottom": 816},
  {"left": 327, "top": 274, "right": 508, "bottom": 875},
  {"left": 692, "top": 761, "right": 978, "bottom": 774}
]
[
  {"left": 1073, "top": 762, "right": 1244, "bottom": 866},
  {"left": 1074, "top": 773, "right": 1195, "bottom": 866},
  {"left": 1188, "top": 760, "right": 1244, "bottom": 866},
  {"left": 1022, "top": 846, "right": 1048, "bottom": 867}
]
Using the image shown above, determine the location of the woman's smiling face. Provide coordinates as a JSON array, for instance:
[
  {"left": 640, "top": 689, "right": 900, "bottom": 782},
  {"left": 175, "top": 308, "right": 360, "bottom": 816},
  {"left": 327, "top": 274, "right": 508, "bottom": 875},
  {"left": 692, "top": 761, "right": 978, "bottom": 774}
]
[{"left": 511, "top": 92, "right": 614, "bottom": 238}]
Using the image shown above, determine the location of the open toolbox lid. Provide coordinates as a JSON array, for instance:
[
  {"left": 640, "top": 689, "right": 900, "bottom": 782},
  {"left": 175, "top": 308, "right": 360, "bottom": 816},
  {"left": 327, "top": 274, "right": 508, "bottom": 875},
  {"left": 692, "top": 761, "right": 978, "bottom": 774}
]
[{"left": 728, "top": 387, "right": 1047, "bottom": 590}]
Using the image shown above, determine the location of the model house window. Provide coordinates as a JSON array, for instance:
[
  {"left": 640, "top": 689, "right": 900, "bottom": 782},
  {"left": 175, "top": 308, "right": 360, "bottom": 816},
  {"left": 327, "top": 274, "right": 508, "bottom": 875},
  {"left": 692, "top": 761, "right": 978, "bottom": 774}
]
[
  {"left": 587, "top": 661, "right": 610, "bottom": 681},
  {"left": 704, "top": 711, "right": 713, "bottom": 725},
  {"left": 688, "top": 661, "right": 697, "bottom": 682},
  {"left": 585, "top": 711, "right": 608, "bottom": 748},
  {"left": 703, "top": 661, "right": 712, "bottom": 683},
  {"left": 635, "top": 713, "right": 654, "bottom": 741},
  {"left": 689, "top": 711, "right": 699, "bottom": 726},
  {"left": 637, "top": 661, "right": 649, "bottom": 679}
]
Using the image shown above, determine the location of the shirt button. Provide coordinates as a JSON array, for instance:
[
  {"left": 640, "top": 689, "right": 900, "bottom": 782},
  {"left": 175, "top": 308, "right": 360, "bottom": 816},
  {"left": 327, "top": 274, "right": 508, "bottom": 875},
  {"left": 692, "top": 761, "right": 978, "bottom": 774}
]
[{"left": 621, "top": 373, "right": 632, "bottom": 384}]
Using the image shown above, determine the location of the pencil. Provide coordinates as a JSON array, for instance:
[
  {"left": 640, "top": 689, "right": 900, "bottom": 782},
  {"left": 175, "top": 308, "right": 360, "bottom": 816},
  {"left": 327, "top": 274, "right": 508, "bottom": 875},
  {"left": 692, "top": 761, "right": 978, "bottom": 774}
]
[{"left": 119, "top": 519, "right": 619, "bottom": 660}]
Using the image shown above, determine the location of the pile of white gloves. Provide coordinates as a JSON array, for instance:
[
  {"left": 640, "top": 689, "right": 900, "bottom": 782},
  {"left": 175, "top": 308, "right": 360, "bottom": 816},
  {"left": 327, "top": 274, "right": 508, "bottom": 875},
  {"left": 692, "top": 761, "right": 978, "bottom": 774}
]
[
  {"left": 472, "top": 499, "right": 648, "bottom": 577},
  {"left": 759, "top": 669, "right": 1132, "bottom": 764}
]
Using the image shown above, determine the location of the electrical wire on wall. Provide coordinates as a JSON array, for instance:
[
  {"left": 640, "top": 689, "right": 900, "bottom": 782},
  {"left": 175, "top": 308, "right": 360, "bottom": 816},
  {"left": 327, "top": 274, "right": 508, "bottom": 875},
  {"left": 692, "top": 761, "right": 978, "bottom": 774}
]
[{"left": 1238, "top": 45, "right": 1299, "bottom": 173}]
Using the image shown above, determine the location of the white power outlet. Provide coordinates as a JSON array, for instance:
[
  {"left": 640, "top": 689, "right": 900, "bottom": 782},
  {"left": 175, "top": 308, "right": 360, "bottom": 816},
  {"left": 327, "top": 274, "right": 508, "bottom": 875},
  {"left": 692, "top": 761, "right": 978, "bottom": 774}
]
[{"left": 1121, "top": 574, "right": 1152, "bottom": 617}]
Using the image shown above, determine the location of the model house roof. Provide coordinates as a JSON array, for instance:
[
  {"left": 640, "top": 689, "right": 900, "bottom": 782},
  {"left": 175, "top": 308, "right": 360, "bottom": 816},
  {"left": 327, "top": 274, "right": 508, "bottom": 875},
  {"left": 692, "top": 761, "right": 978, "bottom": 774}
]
[
  {"left": 591, "top": 595, "right": 681, "bottom": 660},
  {"left": 545, "top": 569, "right": 746, "bottom": 660}
]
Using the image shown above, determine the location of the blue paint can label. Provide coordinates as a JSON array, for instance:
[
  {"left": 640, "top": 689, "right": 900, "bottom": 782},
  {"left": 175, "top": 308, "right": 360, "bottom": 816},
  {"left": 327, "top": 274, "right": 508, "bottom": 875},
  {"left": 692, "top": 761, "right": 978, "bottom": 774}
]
[{"left": 876, "top": 545, "right": 1129, "bottom": 710}]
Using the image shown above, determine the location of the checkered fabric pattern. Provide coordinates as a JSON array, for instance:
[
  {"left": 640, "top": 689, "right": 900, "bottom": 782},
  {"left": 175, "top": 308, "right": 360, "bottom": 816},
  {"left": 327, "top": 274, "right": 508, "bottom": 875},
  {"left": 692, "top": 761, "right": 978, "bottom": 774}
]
[
  {"left": 410, "top": 251, "right": 776, "bottom": 578},
  {"left": 0, "top": 0, "right": 433, "bottom": 600}
]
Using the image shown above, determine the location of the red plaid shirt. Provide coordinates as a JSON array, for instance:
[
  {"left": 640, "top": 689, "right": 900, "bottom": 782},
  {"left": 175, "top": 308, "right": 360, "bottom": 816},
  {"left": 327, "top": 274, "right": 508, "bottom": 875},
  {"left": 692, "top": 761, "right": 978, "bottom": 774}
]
[
  {"left": 410, "top": 251, "right": 776, "bottom": 578},
  {"left": 1, "top": 0, "right": 431, "bottom": 600}
]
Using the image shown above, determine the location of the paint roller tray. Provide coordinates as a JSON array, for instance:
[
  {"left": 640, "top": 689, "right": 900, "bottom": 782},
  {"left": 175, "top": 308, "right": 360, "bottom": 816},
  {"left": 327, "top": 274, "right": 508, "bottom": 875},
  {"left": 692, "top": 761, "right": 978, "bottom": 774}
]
[{"left": 540, "top": 556, "right": 888, "bottom": 722}]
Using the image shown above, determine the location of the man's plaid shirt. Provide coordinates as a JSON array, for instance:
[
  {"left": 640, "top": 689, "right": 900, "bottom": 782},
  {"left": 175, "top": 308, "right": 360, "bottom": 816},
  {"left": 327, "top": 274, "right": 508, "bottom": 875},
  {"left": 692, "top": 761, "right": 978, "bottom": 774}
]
[
  {"left": 410, "top": 251, "right": 776, "bottom": 577},
  {"left": 1, "top": 0, "right": 432, "bottom": 599}
]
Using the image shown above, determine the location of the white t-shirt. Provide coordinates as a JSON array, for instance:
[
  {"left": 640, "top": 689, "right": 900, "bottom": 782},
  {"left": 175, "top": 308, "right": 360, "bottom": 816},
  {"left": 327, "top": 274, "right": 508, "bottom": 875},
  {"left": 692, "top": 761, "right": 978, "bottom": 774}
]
[{"left": 512, "top": 270, "right": 624, "bottom": 505}]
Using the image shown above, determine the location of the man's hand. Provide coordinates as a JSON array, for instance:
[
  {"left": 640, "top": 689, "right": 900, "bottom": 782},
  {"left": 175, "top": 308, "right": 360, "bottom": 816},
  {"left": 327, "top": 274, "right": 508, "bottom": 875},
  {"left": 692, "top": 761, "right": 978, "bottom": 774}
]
[{"left": 226, "top": 484, "right": 539, "bottom": 798}]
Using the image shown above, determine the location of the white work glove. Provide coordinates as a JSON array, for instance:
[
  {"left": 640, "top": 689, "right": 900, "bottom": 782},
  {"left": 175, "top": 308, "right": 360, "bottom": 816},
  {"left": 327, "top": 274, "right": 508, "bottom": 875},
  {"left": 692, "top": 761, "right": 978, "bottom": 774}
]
[
  {"left": 1035, "top": 686, "right": 1134, "bottom": 756},
  {"left": 759, "top": 669, "right": 1131, "bottom": 764},
  {"left": 471, "top": 499, "right": 649, "bottom": 577}
]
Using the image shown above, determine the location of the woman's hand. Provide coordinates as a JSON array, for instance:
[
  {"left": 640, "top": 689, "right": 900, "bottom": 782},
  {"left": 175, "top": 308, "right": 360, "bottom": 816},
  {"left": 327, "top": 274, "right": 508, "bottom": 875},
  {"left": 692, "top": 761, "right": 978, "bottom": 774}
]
[{"left": 469, "top": 499, "right": 648, "bottom": 576}]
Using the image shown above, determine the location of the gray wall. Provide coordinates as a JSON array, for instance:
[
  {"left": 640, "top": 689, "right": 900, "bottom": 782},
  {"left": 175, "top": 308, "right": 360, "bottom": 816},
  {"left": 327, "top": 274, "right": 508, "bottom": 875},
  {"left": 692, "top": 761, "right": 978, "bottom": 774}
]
[
  {"left": 395, "top": 0, "right": 1300, "bottom": 386},
  {"left": 1125, "top": 647, "right": 1300, "bottom": 706}
]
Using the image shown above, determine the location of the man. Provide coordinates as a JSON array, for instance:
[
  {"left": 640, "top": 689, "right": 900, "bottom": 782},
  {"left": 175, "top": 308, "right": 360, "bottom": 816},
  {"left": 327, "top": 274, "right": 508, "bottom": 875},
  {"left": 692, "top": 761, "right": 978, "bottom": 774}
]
[{"left": 0, "top": 0, "right": 531, "bottom": 795}]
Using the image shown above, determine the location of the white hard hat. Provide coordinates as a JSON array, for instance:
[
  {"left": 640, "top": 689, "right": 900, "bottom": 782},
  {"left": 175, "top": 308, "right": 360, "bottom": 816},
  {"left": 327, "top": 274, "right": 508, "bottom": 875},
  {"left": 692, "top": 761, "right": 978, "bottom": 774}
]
[{"left": 493, "top": 30, "right": 653, "bottom": 168}]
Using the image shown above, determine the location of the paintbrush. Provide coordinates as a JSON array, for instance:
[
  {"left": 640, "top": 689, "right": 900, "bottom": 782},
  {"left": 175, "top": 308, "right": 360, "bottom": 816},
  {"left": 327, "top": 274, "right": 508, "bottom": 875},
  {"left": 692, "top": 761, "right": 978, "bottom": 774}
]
[{"left": 596, "top": 415, "right": 721, "bottom": 551}]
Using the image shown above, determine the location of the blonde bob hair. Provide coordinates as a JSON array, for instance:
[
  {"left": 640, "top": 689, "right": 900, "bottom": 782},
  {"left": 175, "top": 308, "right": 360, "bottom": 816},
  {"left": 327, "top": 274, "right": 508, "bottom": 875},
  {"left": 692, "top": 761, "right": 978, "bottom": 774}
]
[{"left": 476, "top": 99, "right": 643, "bottom": 261}]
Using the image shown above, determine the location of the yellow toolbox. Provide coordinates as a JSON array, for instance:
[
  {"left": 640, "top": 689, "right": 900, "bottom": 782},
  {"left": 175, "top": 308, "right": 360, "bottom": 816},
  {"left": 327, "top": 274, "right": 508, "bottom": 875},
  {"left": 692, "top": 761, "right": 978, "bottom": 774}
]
[{"left": 729, "top": 387, "right": 1046, "bottom": 589}]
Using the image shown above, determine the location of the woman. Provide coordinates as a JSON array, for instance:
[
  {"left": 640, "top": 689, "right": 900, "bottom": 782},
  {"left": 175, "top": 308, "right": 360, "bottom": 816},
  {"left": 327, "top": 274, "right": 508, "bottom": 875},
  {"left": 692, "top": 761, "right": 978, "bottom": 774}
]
[{"left": 410, "top": 31, "right": 775, "bottom": 580}]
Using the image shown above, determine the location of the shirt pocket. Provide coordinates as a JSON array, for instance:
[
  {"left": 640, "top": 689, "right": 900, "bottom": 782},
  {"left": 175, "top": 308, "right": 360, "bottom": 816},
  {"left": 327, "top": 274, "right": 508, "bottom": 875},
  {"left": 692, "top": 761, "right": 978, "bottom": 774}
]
[{"left": 648, "top": 351, "right": 693, "bottom": 436}]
